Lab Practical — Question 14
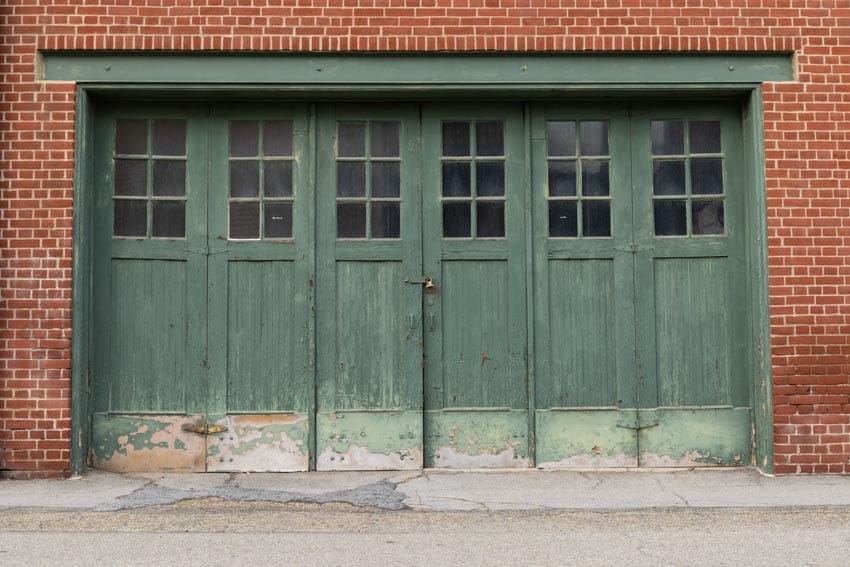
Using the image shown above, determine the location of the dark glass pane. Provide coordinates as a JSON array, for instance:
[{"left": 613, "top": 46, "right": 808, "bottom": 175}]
[
  {"left": 690, "top": 121, "right": 722, "bottom": 154},
  {"left": 337, "top": 203, "right": 366, "bottom": 238},
  {"left": 264, "top": 120, "right": 293, "bottom": 157},
  {"left": 230, "top": 201, "right": 260, "bottom": 239},
  {"left": 152, "top": 160, "right": 185, "bottom": 197},
  {"left": 338, "top": 122, "right": 366, "bottom": 157},
  {"left": 443, "top": 203, "right": 471, "bottom": 237},
  {"left": 477, "top": 202, "right": 505, "bottom": 238},
  {"left": 371, "top": 122, "right": 400, "bottom": 158},
  {"left": 477, "top": 161, "right": 504, "bottom": 197},
  {"left": 442, "top": 162, "right": 471, "bottom": 197},
  {"left": 230, "top": 161, "right": 260, "bottom": 198},
  {"left": 691, "top": 158, "right": 724, "bottom": 195},
  {"left": 114, "top": 159, "right": 147, "bottom": 197},
  {"left": 692, "top": 200, "right": 725, "bottom": 235},
  {"left": 548, "top": 161, "right": 577, "bottom": 197},
  {"left": 651, "top": 120, "right": 685, "bottom": 155},
  {"left": 547, "top": 121, "right": 576, "bottom": 157},
  {"left": 654, "top": 200, "right": 687, "bottom": 236},
  {"left": 152, "top": 120, "right": 186, "bottom": 156},
  {"left": 152, "top": 201, "right": 185, "bottom": 238},
  {"left": 337, "top": 162, "right": 366, "bottom": 197},
  {"left": 583, "top": 201, "right": 611, "bottom": 237},
  {"left": 442, "top": 122, "right": 470, "bottom": 157},
  {"left": 264, "top": 202, "right": 293, "bottom": 239},
  {"left": 265, "top": 161, "right": 293, "bottom": 197},
  {"left": 371, "top": 202, "right": 401, "bottom": 239},
  {"left": 115, "top": 119, "right": 147, "bottom": 155},
  {"left": 549, "top": 201, "right": 577, "bottom": 237},
  {"left": 580, "top": 121, "right": 609, "bottom": 156},
  {"left": 653, "top": 160, "right": 686, "bottom": 196},
  {"left": 230, "top": 121, "right": 259, "bottom": 157},
  {"left": 114, "top": 200, "right": 147, "bottom": 237},
  {"left": 371, "top": 162, "right": 400, "bottom": 198},
  {"left": 476, "top": 121, "right": 504, "bottom": 156},
  {"left": 581, "top": 161, "right": 609, "bottom": 197}
]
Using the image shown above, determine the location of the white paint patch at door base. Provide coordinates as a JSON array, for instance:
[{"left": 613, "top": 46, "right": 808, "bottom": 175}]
[
  {"left": 537, "top": 453, "right": 638, "bottom": 468},
  {"left": 431, "top": 446, "right": 531, "bottom": 469},
  {"left": 317, "top": 445, "right": 424, "bottom": 471}
]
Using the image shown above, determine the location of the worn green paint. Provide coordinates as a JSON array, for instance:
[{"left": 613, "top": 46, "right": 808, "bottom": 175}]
[
  {"left": 639, "top": 408, "right": 752, "bottom": 466},
  {"left": 207, "top": 414, "right": 309, "bottom": 472},
  {"left": 425, "top": 410, "right": 529, "bottom": 468},
  {"left": 536, "top": 410, "right": 637, "bottom": 467},
  {"left": 316, "top": 411, "right": 422, "bottom": 470}
]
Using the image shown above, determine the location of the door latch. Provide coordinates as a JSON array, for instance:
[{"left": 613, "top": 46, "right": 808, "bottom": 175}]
[
  {"left": 182, "top": 422, "right": 228, "bottom": 435},
  {"left": 406, "top": 276, "right": 435, "bottom": 290}
]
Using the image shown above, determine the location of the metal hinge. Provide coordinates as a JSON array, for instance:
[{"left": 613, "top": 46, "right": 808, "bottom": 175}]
[{"left": 616, "top": 409, "right": 659, "bottom": 431}]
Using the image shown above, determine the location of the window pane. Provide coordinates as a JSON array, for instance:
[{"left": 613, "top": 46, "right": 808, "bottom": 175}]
[
  {"left": 337, "top": 203, "right": 366, "bottom": 238},
  {"left": 654, "top": 200, "right": 687, "bottom": 236},
  {"left": 476, "top": 121, "right": 504, "bottom": 156},
  {"left": 230, "top": 201, "right": 260, "bottom": 239},
  {"left": 549, "top": 201, "right": 577, "bottom": 238},
  {"left": 371, "top": 122, "right": 400, "bottom": 158},
  {"left": 371, "top": 202, "right": 401, "bottom": 239},
  {"left": 371, "top": 162, "right": 400, "bottom": 198},
  {"left": 337, "top": 162, "right": 366, "bottom": 197},
  {"left": 114, "top": 200, "right": 147, "bottom": 237},
  {"left": 152, "top": 120, "right": 186, "bottom": 156},
  {"left": 115, "top": 119, "right": 147, "bottom": 155},
  {"left": 443, "top": 203, "right": 471, "bottom": 237},
  {"left": 476, "top": 161, "right": 504, "bottom": 197},
  {"left": 152, "top": 160, "right": 185, "bottom": 197},
  {"left": 653, "top": 160, "right": 686, "bottom": 196},
  {"left": 690, "top": 121, "right": 722, "bottom": 154},
  {"left": 651, "top": 120, "right": 685, "bottom": 155},
  {"left": 477, "top": 202, "right": 505, "bottom": 238},
  {"left": 583, "top": 201, "right": 611, "bottom": 237},
  {"left": 581, "top": 161, "right": 609, "bottom": 197},
  {"left": 692, "top": 200, "right": 725, "bottom": 235},
  {"left": 338, "top": 122, "right": 366, "bottom": 157},
  {"left": 152, "top": 201, "right": 185, "bottom": 238},
  {"left": 442, "top": 162, "right": 471, "bottom": 197},
  {"left": 265, "top": 202, "right": 293, "bottom": 239},
  {"left": 442, "top": 122, "right": 470, "bottom": 157},
  {"left": 548, "top": 161, "right": 577, "bottom": 197},
  {"left": 264, "top": 121, "right": 293, "bottom": 157},
  {"left": 230, "top": 161, "right": 260, "bottom": 198},
  {"left": 547, "top": 121, "right": 576, "bottom": 157},
  {"left": 230, "top": 121, "right": 259, "bottom": 157},
  {"left": 114, "top": 159, "right": 147, "bottom": 197},
  {"left": 265, "top": 161, "right": 293, "bottom": 197},
  {"left": 580, "top": 121, "right": 609, "bottom": 156},
  {"left": 691, "top": 158, "right": 724, "bottom": 195}
]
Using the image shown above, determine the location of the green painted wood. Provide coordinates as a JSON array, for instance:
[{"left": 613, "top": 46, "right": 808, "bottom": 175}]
[
  {"left": 425, "top": 410, "right": 529, "bottom": 468},
  {"left": 639, "top": 408, "right": 752, "bottom": 466},
  {"left": 535, "top": 410, "right": 637, "bottom": 467},
  {"left": 316, "top": 411, "right": 422, "bottom": 470}
]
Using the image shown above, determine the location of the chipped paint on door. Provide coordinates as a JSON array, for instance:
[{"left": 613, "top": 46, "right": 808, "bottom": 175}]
[
  {"left": 206, "top": 414, "right": 309, "bottom": 472},
  {"left": 91, "top": 414, "right": 205, "bottom": 472},
  {"left": 425, "top": 410, "right": 530, "bottom": 468},
  {"left": 639, "top": 408, "right": 751, "bottom": 467},
  {"left": 316, "top": 411, "right": 423, "bottom": 470},
  {"left": 535, "top": 410, "right": 638, "bottom": 468}
]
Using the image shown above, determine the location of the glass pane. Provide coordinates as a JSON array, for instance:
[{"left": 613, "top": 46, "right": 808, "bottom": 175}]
[
  {"left": 264, "top": 121, "right": 293, "bottom": 157},
  {"left": 476, "top": 121, "right": 504, "bottom": 156},
  {"left": 651, "top": 120, "right": 685, "bottom": 155},
  {"left": 549, "top": 201, "right": 577, "bottom": 237},
  {"left": 371, "top": 202, "right": 401, "bottom": 239},
  {"left": 477, "top": 202, "right": 505, "bottom": 238},
  {"left": 548, "top": 161, "right": 577, "bottom": 197},
  {"left": 337, "top": 162, "right": 366, "bottom": 197},
  {"left": 115, "top": 119, "right": 147, "bottom": 155},
  {"left": 371, "top": 162, "right": 400, "bottom": 198},
  {"left": 654, "top": 200, "right": 687, "bottom": 236},
  {"left": 442, "top": 122, "right": 470, "bottom": 157},
  {"left": 230, "top": 121, "right": 259, "bottom": 157},
  {"left": 580, "top": 121, "right": 609, "bottom": 156},
  {"left": 443, "top": 203, "right": 471, "bottom": 237},
  {"left": 152, "top": 120, "right": 186, "bottom": 156},
  {"left": 152, "top": 160, "right": 185, "bottom": 197},
  {"left": 338, "top": 122, "right": 366, "bottom": 157},
  {"left": 581, "top": 161, "right": 609, "bottom": 197},
  {"left": 442, "top": 162, "right": 471, "bottom": 197},
  {"left": 477, "top": 161, "right": 504, "bottom": 197},
  {"left": 691, "top": 158, "right": 724, "bottom": 195},
  {"left": 264, "top": 161, "right": 293, "bottom": 197},
  {"left": 692, "top": 200, "right": 725, "bottom": 235},
  {"left": 371, "top": 122, "right": 400, "bottom": 158},
  {"left": 114, "top": 200, "right": 147, "bottom": 237},
  {"left": 583, "top": 201, "right": 611, "bottom": 237},
  {"left": 230, "top": 201, "right": 260, "bottom": 239},
  {"left": 152, "top": 201, "right": 185, "bottom": 238},
  {"left": 230, "top": 161, "right": 260, "bottom": 198},
  {"left": 690, "top": 121, "right": 722, "bottom": 154},
  {"left": 114, "top": 159, "right": 147, "bottom": 197},
  {"left": 337, "top": 203, "right": 366, "bottom": 238},
  {"left": 547, "top": 121, "right": 576, "bottom": 157},
  {"left": 653, "top": 160, "right": 686, "bottom": 196},
  {"left": 265, "top": 202, "right": 293, "bottom": 239}
]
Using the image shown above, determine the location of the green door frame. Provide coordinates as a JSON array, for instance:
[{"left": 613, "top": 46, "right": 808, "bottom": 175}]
[{"left": 68, "top": 53, "right": 789, "bottom": 475}]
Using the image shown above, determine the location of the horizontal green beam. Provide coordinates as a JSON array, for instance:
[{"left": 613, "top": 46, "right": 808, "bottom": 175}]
[{"left": 43, "top": 53, "right": 793, "bottom": 86}]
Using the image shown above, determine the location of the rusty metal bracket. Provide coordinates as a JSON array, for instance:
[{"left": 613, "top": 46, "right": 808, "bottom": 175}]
[
  {"left": 182, "top": 422, "right": 227, "bottom": 435},
  {"left": 616, "top": 410, "right": 659, "bottom": 431}
]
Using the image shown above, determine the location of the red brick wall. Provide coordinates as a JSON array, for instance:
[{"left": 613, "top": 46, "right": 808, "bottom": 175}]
[{"left": 2, "top": 1, "right": 848, "bottom": 478}]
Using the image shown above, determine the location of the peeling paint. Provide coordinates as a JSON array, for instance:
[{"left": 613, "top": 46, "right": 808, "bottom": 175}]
[
  {"left": 317, "top": 411, "right": 423, "bottom": 471},
  {"left": 426, "top": 410, "right": 529, "bottom": 468},
  {"left": 640, "top": 450, "right": 744, "bottom": 467},
  {"left": 432, "top": 445, "right": 531, "bottom": 468},
  {"left": 317, "top": 445, "right": 423, "bottom": 470},
  {"left": 537, "top": 453, "right": 637, "bottom": 468},
  {"left": 206, "top": 414, "right": 309, "bottom": 472}
]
